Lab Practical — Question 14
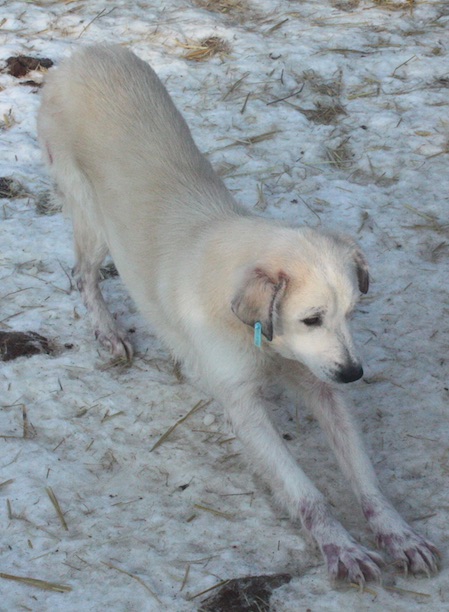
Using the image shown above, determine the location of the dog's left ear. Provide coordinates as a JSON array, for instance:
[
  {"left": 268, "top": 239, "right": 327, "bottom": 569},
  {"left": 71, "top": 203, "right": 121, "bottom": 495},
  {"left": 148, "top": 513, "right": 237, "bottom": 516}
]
[
  {"left": 231, "top": 268, "right": 289, "bottom": 341},
  {"left": 352, "top": 245, "right": 369, "bottom": 294},
  {"left": 334, "top": 234, "right": 369, "bottom": 294}
]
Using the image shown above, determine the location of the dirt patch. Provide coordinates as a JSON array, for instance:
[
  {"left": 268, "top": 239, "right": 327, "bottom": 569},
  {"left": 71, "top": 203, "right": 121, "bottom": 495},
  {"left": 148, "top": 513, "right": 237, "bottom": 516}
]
[
  {"left": 5, "top": 55, "right": 53, "bottom": 78},
  {"left": 199, "top": 573, "right": 292, "bottom": 611},
  {"left": 0, "top": 331, "right": 53, "bottom": 361}
]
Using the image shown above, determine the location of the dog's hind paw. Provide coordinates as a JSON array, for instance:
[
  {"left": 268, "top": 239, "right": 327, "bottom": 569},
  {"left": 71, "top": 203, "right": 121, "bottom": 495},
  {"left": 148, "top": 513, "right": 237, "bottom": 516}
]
[
  {"left": 377, "top": 530, "right": 440, "bottom": 576},
  {"left": 95, "top": 328, "right": 134, "bottom": 362},
  {"left": 322, "top": 542, "right": 383, "bottom": 584}
]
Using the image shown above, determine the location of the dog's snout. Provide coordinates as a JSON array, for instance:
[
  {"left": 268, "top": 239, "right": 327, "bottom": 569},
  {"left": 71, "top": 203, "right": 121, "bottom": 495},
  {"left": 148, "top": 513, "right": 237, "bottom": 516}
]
[{"left": 334, "top": 362, "right": 363, "bottom": 384}]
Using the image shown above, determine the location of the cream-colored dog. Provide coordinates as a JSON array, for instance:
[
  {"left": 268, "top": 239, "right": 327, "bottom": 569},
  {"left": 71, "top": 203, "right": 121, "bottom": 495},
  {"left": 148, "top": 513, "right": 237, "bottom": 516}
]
[{"left": 38, "top": 44, "right": 439, "bottom": 583}]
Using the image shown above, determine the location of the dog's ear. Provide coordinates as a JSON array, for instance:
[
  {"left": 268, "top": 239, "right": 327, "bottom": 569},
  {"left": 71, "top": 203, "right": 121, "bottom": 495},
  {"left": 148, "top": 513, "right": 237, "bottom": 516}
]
[
  {"left": 231, "top": 269, "right": 289, "bottom": 341},
  {"left": 353, "top": 246, "right": 369, "bottom": 294},
  {"left": 333, "top": 233, "right": 369, "bottom": 294}
]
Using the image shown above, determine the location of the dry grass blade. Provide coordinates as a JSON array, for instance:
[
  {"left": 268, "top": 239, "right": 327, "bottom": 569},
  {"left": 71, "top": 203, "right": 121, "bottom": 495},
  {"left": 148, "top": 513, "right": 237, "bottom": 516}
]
[
  {"left": 46, "top": 486, "right": 68, "bottom": 531},
  {"left": 22, "top": 405, "right": 30, "bottom": 439},
  {"left": 209, "top": 130, "right": 280, "bottom": 153},
  {"left": 264, "top": 18, "right": 289, "bottom": 34},
  {"left": 267, "top": 85, "right": 304, "bottom": 106},
  {"left": 240, "top": 92, "right": 251, "bottom": 114},
  {"left": 101, "top": 410, "right": 125, "bottom": 423},
  {"left": 194, "top": 503, "right": 233, "bottom": 519},
  {"left": 150, "top": 399, "right": 212, "bottom": 452},
  {"left": 180, "top": 563, "right": 190, "bottom": 592},
  {"left": 188, "top": 579, "right": 231, "bottom": 601},
  {"left": 0, "top": 572, "right": 72, "bottom": 593},
  {"left": 236, "top": 130, "right": 280, "bottom": 146},
  {"left": 77, "top": 7, "right": 116, "bottom": 39},
  {"left": 384, "top": 585, "right": 431, "bottom": 598},
  {"left": 392, "top": 55, "right": 417, "bottom": 77},
  {"left": 103, "top": 562, "right": 162, "bottom": 603},
  {"left": 0, "top": 479, "right": 14, "bottom": 489},
  {"left": 222, "top": 71, "right": 250, "bottom": 101},
  {"left": 348, "top": 582, "right": 378, "bottom": 596}
]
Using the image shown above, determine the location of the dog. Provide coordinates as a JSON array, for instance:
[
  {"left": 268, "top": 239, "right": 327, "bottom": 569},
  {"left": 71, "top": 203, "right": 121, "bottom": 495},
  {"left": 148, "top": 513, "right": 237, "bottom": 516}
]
[{"left": 37, "top": 44, "right": 439, "bottom": 583}]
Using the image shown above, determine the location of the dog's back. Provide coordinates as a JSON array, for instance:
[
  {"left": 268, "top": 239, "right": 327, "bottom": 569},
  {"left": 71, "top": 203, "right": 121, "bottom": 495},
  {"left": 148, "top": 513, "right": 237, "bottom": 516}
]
[
  {"left": 38, "top": 44, "right": 239, "bottom": 240},
  {"left": 38, "top": 45, "right": 243, "bottom": 326}
]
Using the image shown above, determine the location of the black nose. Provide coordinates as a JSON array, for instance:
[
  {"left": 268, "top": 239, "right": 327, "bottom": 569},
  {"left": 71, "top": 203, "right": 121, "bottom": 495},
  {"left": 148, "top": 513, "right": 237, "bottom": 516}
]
[{"left": 334, "top": 363, "right": 364, "bottom": 384}]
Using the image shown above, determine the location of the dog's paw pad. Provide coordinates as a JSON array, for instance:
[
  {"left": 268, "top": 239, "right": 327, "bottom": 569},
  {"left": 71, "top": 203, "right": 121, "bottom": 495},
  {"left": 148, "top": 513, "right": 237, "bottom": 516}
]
[{"left": 323, "top": 543, "right": 383, "bottom": 584}]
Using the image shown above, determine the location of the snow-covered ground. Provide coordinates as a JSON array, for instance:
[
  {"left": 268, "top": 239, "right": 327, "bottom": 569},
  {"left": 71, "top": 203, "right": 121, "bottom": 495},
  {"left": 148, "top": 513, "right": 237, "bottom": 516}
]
[{"left": 1, "top": 1, "right": 448, "bottom": 610}]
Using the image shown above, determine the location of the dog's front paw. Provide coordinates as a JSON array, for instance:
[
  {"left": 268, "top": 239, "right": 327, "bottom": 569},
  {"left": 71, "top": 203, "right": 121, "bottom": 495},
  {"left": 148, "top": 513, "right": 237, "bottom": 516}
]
[
  {"left": 322, "top": 542, "right": 383, "bottom": 584},
  {"left": 362, "top": 496, "right": 440, "bottom": 576},
  {"left": 376, "top": 529, "right": 440, "bottom": 576}
]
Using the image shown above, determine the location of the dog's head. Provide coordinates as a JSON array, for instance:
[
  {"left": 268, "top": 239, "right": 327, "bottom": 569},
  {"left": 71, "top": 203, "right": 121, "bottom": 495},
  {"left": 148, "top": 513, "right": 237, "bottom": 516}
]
[{"left": 231, "top": 229, "right": 369, "bottom": 384}]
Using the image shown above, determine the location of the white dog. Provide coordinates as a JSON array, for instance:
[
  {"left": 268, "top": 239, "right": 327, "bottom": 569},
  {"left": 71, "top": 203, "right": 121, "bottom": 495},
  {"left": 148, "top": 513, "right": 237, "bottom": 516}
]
[{"left": 37, "top": 44, "right": 439, "bottom": 583}]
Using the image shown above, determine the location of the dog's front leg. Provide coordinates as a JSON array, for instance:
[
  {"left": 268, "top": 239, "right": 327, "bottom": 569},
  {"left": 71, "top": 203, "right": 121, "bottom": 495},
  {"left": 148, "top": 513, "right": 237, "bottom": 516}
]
[
  {"left": 224, "top": 389, "right": 382, "bottom": 583},
  {"left": 302, "top": 380, "right": 439, "bottom": 575}
]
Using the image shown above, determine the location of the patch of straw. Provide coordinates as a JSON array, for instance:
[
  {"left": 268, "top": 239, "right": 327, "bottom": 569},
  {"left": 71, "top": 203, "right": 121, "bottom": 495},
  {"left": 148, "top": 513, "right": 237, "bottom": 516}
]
[
  {"left": 373, "top": 0, "right": 414, "bottom": 10},
  {"left": 178, "top": 37, "right": 230, "bottom": 61},
  {"left": 298, "top": 102, "right": 346, "bottom": 125},
  {"left": 0, "top": 572, "right": 71, "bottom": 593},
  {"left": 194, "top": 0, "right": 246, "bottom": 14},
  {"left": 326, "top": 139, "right": 354, "bottom": 170},
  {"left": 302, "top": 69, "right": 343, "bottom": 98},
  {"left": 331, "top": 0, "right": 360, "bottom": 10}
]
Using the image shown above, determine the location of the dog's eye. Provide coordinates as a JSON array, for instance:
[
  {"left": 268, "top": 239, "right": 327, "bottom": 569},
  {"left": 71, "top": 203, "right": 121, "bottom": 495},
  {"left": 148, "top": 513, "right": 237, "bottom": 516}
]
[{"left": 302, "top": 315, "right": 322, "bottom": 327}]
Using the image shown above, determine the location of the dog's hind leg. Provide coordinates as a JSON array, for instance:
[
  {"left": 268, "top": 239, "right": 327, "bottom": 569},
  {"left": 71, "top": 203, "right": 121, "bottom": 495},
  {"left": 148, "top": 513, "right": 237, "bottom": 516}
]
[
  {"left": 71, "top": 202, "right": 134, "bottom": 361},
  {"left": 50, "top": 154, "right": 134, "bottom": 361}
]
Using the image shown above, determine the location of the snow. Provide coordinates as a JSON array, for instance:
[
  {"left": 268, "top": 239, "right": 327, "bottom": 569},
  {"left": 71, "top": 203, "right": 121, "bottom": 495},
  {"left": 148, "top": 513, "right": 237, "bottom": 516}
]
[{"left": 1, "top": 0, "right": 448, "bottom": 610}]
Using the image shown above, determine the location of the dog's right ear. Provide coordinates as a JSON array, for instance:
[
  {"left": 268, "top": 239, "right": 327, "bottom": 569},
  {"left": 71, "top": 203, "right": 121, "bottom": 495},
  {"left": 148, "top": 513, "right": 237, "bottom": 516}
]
[{"left": 231, "top": 268, "right": 289, "bottom": 341}]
